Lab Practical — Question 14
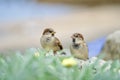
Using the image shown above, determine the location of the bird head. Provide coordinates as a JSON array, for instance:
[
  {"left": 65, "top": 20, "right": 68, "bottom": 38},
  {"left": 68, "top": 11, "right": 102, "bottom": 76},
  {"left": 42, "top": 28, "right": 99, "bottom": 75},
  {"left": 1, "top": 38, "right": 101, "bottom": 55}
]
[
  {"left": 42, "top": 28, "right": 56, "bottom": 37},
  {"left": 71, "top": 33, "right": 84, "bottom": 45}
]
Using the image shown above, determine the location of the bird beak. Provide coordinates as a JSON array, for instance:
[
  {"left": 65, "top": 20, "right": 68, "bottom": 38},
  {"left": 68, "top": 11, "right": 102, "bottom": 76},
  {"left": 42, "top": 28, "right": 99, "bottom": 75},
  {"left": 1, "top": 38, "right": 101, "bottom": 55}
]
[
  {"left": 52, "top": 31, "right": 56, "bottom": 36},
  {"left": 52, "top": 31, "right": 56, "bottom": 34}
]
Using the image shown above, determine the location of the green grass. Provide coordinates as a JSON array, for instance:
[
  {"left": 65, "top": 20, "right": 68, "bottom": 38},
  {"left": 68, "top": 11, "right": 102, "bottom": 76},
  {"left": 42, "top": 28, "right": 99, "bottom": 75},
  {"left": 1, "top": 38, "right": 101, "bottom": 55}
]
[{"left": 0, "top": 48, "right": 120, "bottom": 80}]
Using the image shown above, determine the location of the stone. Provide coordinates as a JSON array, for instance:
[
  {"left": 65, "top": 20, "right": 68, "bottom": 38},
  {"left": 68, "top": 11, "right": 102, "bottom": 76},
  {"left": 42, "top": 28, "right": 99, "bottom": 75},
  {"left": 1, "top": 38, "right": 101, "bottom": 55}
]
[{"left": 99, "top": 30, "right": 120, "bottom": 60}]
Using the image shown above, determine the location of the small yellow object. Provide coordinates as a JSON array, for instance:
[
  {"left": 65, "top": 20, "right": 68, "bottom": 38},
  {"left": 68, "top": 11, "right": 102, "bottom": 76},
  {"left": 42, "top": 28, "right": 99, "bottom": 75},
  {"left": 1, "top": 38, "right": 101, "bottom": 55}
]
[
  {"left": 61, "top": 58, "right": 77, "bottom": 67},
  {"left": 34, "top": 52, "right": 40, "bottom": 57}
]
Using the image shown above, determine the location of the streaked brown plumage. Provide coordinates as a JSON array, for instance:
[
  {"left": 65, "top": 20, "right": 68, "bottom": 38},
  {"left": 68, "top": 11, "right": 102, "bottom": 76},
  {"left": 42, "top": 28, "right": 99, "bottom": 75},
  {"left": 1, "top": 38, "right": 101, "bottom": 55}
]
[
  {"left": 70, "top": 33, "right": 89, "bottom": 60},
  {"left": 40, "top": 28, "right": 63, "bottom": 54}
]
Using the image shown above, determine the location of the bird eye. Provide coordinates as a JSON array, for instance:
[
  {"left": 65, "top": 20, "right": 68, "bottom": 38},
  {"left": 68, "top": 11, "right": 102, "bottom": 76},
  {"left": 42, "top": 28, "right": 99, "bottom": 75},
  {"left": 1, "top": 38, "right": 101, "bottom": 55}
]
[
  {"left": 48, "top": 31, "right": 52, "bottom": 33},
  {"left": 75, "top": 35, "right": 78, "bottom": 38}
]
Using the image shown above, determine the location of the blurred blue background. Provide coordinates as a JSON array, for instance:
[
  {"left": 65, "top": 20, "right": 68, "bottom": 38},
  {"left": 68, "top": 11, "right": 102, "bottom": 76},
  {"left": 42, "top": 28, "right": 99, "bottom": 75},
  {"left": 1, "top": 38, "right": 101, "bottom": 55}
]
[
  {"left": 0, "top": 0, "right": 75, "bottom": 22},
  {"left": 88, "top": 37, "right": 105, "bottom": 57}
]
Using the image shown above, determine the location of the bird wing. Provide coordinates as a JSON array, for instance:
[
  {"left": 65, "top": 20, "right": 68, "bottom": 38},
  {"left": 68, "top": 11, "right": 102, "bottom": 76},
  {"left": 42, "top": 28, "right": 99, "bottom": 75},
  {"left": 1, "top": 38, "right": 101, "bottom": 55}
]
[
  {"left": 55, "top": 37, "right": 63, "bottom": 50},
  {"left": 83, "top": 42, "right": 89, "bottom": 59}
]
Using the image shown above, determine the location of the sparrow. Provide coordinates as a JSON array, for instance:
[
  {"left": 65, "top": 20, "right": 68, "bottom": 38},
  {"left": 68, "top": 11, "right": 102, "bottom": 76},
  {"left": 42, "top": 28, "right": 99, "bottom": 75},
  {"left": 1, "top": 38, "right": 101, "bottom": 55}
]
[
  {"left": 40, "top": 28, "right": 63, "bottom": 55},
  {"left": 70, "top": 33, "right": 89, "bottom": 60}
]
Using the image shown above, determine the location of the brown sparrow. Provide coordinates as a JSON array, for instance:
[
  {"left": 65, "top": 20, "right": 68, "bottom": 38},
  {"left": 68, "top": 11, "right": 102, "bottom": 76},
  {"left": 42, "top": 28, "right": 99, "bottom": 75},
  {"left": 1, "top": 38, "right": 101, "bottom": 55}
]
[
  {"left": 40, "top": 28, "right": 63, "bottom": 54},
  {"left": 70, "top": 33, "right": 89, "bottom": 60}
]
